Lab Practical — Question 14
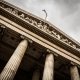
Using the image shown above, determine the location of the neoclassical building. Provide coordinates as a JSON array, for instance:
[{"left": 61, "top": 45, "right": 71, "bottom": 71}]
[{"left": 0, "top": 0, "right": 80, "bottom": 80}]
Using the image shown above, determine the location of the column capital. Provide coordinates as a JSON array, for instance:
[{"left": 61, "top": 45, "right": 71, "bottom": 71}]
[
  {"left": 20, "top": 35, "right": 33, "bottom": 43},
  {"left": 71, "top": 62, "right": 77, "bottom": 66},
  {"left": 47, "top": 49, "right": 58, "bottom": 57},
  {"left": 1, "top": 25, "right": 6, "bottom": 28}
]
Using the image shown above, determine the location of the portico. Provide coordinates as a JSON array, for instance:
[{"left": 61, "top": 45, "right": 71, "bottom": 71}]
[{"left": 0, "top": 0, "right": 80, "bottom": 80}]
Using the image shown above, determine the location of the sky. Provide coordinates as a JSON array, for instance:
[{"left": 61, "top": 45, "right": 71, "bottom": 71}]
[{"left": 5, "top": 0, "right": 80, "bottom": 42}]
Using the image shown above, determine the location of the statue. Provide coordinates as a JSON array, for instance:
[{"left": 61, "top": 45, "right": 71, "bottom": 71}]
[
  {"left": 51, "top": 30, "right": 57, "bottom": 37},
  {"left": 61, "top": 38, "right": 68, "bottom": 43},
  {"left": 6, "top": 8, "right": 12, "bottom": 12},
  {"left": 56, "top": 34, "right": 61, "bottom": 39},
  {"left": 32, "top": 20, "right": 37, "bottom": 26},
  {"left": 37, "top": 22, "right": 43, "bottom": 29},
  {"left": 20, "top": 13, "right": 25, "bottom": 18},
  {"left": 25, "top": 17, "right": 30, "bottom": 22},
  {"left": 1, "top": 4, "right": 4, "bottom": 7},
  {"left": 72, "top": 44, "right": 76, "bottom": 48},
  {"left": 43, "top": 24, "right": 48, "bottom": 31}
]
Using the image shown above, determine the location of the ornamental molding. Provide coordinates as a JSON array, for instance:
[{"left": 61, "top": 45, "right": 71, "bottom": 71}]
[{"left": 0, "top": 1, "right": 80, "bottom": 51}]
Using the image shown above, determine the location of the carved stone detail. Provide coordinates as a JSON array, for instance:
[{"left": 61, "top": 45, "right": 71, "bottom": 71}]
[{"left": 0, "top": 2, "right": 79, "bottom": 50}]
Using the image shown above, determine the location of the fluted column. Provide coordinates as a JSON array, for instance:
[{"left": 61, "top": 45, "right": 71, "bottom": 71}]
[
  {"left": 32, "top": 69, "right": 40, "bottom": 80},
  {"left": 70, "top": 65, "right": 79, "bottom": 80},
  {"left": 0, "top": 40, "right": 28, "bottom": 80},
  {"left": 42, "top": 54, "right": 54, "bottom": 80}
]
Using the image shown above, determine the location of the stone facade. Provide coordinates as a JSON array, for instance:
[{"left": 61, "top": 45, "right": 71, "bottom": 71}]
[{"left": 0, "top": 0, "right": 80, "bottom": 80}]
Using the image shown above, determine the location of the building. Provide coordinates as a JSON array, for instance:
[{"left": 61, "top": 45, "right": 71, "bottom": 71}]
[{"left": 0, "top": 0, "right": 80, "bottom": 80}]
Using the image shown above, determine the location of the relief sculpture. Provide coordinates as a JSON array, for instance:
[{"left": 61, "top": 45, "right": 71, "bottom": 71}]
[{"left": 0, "top": 3, "right": 79, "bottom": 50}]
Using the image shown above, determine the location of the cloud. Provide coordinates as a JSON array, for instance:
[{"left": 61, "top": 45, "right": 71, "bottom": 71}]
[
  {"left": 55, "top": 0, "right": 80, "bottom": 6},
  {"left": 50, "top": 0, "right": 80, "bottom": 42},
  {"left": 4, "top": 0, "right": 80, "bottom": 42},
  {"left": 54, "top": 0, "right": 80, "bottom": 16}
]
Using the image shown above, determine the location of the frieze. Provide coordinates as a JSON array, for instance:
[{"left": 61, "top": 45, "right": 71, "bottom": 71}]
[{"left": 0, "top": 2, "right": 80, "bottom": 50}]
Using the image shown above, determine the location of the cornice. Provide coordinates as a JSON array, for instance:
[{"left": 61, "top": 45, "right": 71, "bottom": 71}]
[{"left": 0, "top": 0, "right": 80, "bottom": 52}]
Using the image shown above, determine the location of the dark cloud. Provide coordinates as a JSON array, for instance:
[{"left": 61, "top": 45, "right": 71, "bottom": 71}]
[
  {"left": 54, "top": 0, "right": 80, "bottom": 15},
  {"left": 55, "top": 0, "right": 80, "bottom": 6},
  {"left": 4, "top": 0, "right": 80, "bottom": 42}
]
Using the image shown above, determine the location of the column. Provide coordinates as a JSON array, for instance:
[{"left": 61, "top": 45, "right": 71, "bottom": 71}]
[
  {"left": 0, "top": 40, "right": 28, "bottom": 80},
  {"left": 32, "top": 69, "right": 40, "bottom": 80},
  {"left": 42, "top": 54, "right": 54, "bottom": 80},
  {"left": 70, "top": 65, "right": 79, "bottom": 80}
]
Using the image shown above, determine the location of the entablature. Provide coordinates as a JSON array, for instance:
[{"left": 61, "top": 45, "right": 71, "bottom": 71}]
[
  {"left": 0, "top": 0, "right": 80, "bottom": 65},
  {"left": 0, "top": 16, "right": 80, "bottom": 67}
]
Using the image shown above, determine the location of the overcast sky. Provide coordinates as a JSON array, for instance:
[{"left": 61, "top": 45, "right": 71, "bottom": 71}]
[{"left": 5, "top": 0, "right": 80, "bottom": 42}]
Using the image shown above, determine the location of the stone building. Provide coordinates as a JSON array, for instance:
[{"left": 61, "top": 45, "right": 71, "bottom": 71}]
[{"left": 0, "top": 0, "right": 80, "bottom": 80}]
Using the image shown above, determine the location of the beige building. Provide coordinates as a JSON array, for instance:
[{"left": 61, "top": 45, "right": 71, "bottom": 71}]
[{"left": 0, "top": 0, "right": 80, "bottom": 80}]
